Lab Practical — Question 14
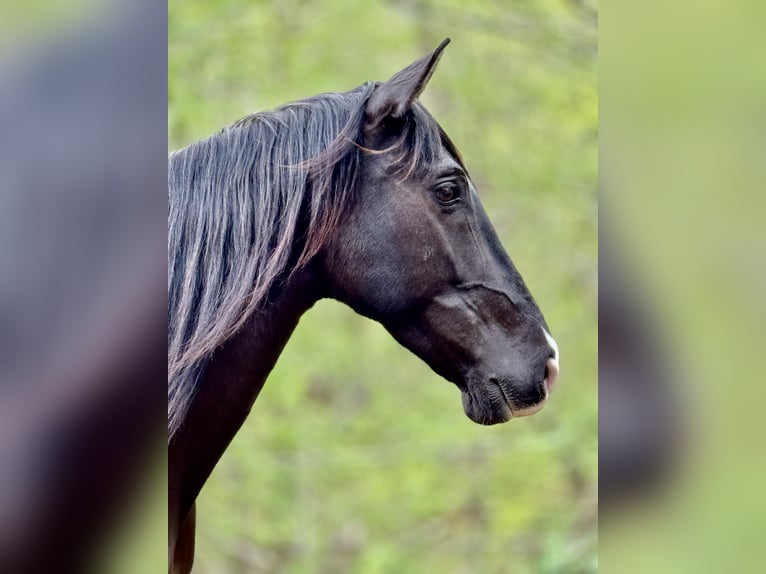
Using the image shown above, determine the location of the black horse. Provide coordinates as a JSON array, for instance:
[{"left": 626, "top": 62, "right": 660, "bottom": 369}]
[{"left": 168, "top": 40, "right": 559, "bottom": 573}]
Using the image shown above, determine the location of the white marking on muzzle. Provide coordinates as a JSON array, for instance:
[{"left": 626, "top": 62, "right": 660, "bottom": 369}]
[
  {"left": 541, "top": 328, "right": 561, "bottom": 393},
  {"left": 543, "top": 328, "right": 559, "bottom": 365}
]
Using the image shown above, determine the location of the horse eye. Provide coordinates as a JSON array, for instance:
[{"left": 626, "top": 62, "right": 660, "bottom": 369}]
[{"left": 434, "top": 183, "right": 459, "bottom": 205}]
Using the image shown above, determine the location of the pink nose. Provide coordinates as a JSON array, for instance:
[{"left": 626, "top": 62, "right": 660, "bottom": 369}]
[{"left": 545, "top": 357, "right": 560, "bottom": 391}]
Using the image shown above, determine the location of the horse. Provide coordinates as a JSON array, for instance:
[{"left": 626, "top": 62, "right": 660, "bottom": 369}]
[{"left": 168, "top": 39, "right": 560, "bottom": 573}]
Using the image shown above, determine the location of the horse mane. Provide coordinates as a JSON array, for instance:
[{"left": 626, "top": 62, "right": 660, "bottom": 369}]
[{"left": 168, "top": 81, "right": 455, "bottom": 440}]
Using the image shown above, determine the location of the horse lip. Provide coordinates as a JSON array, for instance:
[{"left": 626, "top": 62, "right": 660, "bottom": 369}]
[
  {"left": 485, "top": 378, "right": 514, "bottom": 423},
  {"left": 492, "top": 377, "right": 548, "bottom": 418},
  {"left": 510, "top": 399, "right": 547, "bottom": 417},
  {"left": 462, "top": 375, "right": 514, "bottom": 416},
  {"left": 460, "top": 384, "right": 512, "bottom": 425},
  {"left": 492, "top": 378, "right": 513, "bottom": 410}
]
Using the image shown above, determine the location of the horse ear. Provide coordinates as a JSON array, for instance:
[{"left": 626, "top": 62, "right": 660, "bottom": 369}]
[{"left": 365, "top": 38, "right": 450, "bottom": 128}]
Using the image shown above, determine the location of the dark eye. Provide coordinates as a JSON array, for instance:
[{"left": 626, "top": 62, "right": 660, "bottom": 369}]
[{"left": 434, "top": 183, "right": 459, "bottom": 205}]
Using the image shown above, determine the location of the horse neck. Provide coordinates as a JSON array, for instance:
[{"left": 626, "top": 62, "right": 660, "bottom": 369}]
[{"left": 169, "top": 265, "right": 321, "bottom": 517}]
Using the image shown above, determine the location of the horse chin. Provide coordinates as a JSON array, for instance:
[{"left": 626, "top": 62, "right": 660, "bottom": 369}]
[
  {"left": 459, "top": 380, "right": 549, "bottom": 425},
  {"left": 460, "top": 387, "right": 513, "bottom": 425}
]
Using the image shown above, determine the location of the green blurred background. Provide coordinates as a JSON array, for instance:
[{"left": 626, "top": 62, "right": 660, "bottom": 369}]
[{"left": 168, "top": 1, "right": 597, "bottom": 572}]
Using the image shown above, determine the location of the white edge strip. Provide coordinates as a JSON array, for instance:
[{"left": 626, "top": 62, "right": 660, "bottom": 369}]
[{"left": 543, "top": 328, "right": 560, "bottom": 365}]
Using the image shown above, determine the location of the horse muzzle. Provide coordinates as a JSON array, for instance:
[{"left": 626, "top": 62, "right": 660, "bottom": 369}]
[{"left": 461, "top": 352, "right": 559, "bottom": 425}]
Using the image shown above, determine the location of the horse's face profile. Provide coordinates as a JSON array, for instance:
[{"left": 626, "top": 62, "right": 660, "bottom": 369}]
[{"left": 321, "top": 40, "right": 559, "bottom": 425}]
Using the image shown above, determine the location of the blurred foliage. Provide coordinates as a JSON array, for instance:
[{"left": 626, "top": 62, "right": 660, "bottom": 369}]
[
  {"left": 601, "top": 1, "right": 766, "bottom": 573},
  {"left": 169, "top": 0, "right": 597, "bottom": 572}
]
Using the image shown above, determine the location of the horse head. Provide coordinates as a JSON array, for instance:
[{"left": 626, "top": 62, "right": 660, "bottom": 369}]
[{"left": 321, "top": 40, "right": 560, "bottom": 424}]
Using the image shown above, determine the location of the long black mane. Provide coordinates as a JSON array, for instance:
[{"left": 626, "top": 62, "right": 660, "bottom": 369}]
[{"left": 168, "top": 82, "right": 456, "bottom": 440}]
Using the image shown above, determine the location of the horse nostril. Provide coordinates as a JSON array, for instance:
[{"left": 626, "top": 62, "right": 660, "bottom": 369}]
[{"left": 544, "top": 357, "right": 560, "bottom": 391}]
